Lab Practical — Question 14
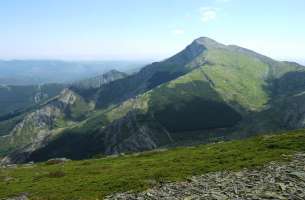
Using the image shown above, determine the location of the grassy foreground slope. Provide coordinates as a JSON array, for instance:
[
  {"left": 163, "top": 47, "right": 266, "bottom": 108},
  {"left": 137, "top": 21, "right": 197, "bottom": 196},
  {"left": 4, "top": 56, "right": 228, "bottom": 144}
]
[{"left": 1, "top": 130, "right": 305, "bottom": 199}]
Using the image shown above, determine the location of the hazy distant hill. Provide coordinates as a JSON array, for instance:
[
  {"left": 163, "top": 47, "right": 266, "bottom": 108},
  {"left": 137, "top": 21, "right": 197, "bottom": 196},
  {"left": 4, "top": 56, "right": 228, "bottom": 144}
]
[{"left": 0, "top": 60, "right": 146, "bottom": 85}]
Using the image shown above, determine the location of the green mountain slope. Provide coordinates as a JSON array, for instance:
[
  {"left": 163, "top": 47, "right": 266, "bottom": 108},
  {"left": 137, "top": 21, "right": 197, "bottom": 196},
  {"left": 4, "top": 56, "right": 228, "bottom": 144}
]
[
  {"left": 0, "top": 88, "right": 94, "bottom": 157},
  {"left": 0, "top": 70, "right": 127, "bottom": 161},
  {"left": 72, "top": 70, "right": 127, "bottom": 89},
  {"left": 1, "top": 37, "right": 305, "bottom": 164}
]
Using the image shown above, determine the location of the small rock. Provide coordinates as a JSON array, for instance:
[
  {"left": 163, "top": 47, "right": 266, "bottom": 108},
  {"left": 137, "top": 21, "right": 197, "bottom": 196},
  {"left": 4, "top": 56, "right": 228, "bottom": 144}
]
[
  {"left": 278, "top": 183, "right": 286, "bottom": 191},
  {"left": 261, "top": 191, "right": 286, "bottom": 200},
  {"left": 45, "top": 158, "right": 71, "bottom": 165},
  {"left": 6, "top": 193, "right": 29, "bottom": 200},
  {"left": 4, "top": 176, "right": 14, "bottom": 182},
  {"left": 289, "top": 171, "right": 305, "bottom": 181}
]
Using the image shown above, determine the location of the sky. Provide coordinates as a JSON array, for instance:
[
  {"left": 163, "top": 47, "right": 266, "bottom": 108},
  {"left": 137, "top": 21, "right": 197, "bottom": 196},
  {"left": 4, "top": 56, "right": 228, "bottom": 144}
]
[{"left": 0, "top": 0, "right": 304, "bottom": 63}]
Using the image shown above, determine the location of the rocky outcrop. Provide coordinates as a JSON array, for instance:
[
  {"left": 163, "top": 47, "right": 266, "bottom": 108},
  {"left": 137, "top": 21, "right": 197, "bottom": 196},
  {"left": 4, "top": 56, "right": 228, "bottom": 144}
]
[
  {"left": 0, "top": 89, "right": 82, "bottom": 164},
  {"left": 106, "top": 153, "right": 305, "bottom": 200}
]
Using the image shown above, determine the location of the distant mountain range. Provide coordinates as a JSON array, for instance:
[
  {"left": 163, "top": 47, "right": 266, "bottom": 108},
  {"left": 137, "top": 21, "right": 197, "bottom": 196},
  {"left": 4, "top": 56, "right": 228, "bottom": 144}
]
[
  {"left": 0, "top": 60, "right": 146, "bottom": 85},
  {"left": 1, "top": 37, "right": 305, "bottom": 164}
]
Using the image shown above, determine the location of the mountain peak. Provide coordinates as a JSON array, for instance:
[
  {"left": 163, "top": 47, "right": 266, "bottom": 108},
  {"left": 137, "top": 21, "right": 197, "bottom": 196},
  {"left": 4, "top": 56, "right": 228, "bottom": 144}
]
[
  {"left": 194, "top": 37, "right": 216, "bottom": 43},
  {"left": 162, "top": 37, "right": 225, "bottom": 68},
  {"left": 193, "top": 37, "right": 226, "bottom": 49}
]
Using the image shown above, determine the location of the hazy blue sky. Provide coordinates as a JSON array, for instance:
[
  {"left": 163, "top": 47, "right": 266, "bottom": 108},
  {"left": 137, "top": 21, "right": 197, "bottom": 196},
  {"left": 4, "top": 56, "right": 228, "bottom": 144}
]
[{"left": 0, "top": 0, "right": 304, "bottom": 63}]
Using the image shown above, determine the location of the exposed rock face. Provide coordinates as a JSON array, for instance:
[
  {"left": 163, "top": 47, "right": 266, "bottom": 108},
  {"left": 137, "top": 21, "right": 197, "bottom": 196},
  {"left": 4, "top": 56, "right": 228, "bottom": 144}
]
[
  {"left": 57, "top": 88, "right": 78, "bottom": 104},
  {"left": 0, "top": 89, "right": 81, "bottom": 164},
  {"left": 106, "top": 153, "right": 305, "bottom": 200},
  {"left": 7, "top": 88, "right": 77, "bottom": 136}
]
